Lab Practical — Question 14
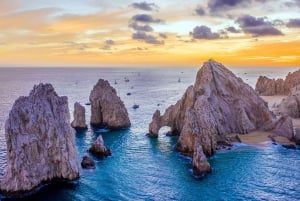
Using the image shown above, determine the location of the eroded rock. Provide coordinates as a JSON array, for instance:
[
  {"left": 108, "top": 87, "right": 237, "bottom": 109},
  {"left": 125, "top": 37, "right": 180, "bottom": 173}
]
[
  {"left": 255, "top": 69, "right": 300, "bottom": 96},
  {"left": 0, "top": 83, "right": 79, "bottom": 195},
  {"left": 89, "top": 135, "right": 111, "bottom": 159},
  {"left": 148, "top": 60, "right": 291, "bottom": 175},
  {"left": 192, "top": 144, "right": 211, "bottom": 176},
  {"left": 90, "top": 79, "right": 130, "bottom": 129},
  {"left": 71, "top": 102, "right": 88, "bottom": 130}
]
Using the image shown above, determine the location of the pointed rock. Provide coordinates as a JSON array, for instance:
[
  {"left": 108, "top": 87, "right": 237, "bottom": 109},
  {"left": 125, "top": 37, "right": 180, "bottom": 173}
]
[
  {"left": 192, "top": 144, "right": 211, "bottom": 176},
  {"left": 89, "top": 135, "right": 111, "bottom": 159},
  {"left": 90, "top": 79, "right": 131, "bottom": 129},
  {"left": 148, "top": 60, "right": 291, "bottom": 174},
  {"left": 71, "top": 102, "right": 88, "bottom": 130},
  {"left": 0, "top": 83, "right": 79, "bottom": 195}
]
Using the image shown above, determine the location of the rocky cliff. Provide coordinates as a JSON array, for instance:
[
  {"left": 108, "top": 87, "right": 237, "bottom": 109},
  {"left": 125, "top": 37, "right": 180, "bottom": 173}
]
[
  {"left": 255, "top": 69, "right": 300, "bottom": 96},
  {"left": 0, "top": 83, "right": 79, "bottom": 195},
  {"left": 71, "top": 102, "right": 88, "bottom": 130},
  {"left": 90, "top": 79, "right": 131, "bottom": 129},
  {"left": 148, "top": 60, "right": 291, "bottom": 175}
]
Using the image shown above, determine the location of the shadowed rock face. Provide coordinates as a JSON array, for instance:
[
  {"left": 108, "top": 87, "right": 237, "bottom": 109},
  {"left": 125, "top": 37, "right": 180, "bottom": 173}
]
[
  {"left": 0, "top": 83, "right": 79, "bottom": 195},
  {"left": 90, "top": 79, "right": 131, "bottom": 129},
  {"left": 148, "top": 60, "right": 289, "bottom": 175},
  {"left": 71, "top": 102, "right": 87, "bottom": 129},
  {"left": 89, "top": 135, "right": 111, "bottom": 159},
  {"left": 255, "top": 69, "right": 300, "bottom": 96}
]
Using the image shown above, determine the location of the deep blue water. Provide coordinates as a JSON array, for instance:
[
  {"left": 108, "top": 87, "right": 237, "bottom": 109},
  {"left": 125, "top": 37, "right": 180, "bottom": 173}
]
[{"left": 0, "top": 67, "right": 299, "bottom": 201}]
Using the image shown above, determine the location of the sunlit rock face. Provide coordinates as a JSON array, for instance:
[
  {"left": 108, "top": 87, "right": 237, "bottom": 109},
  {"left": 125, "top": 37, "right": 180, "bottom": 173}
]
[
  {"left": 89, "top": 79, "right": 131, "bottom": 129},
  {"left": 255, "top": 69, "right": 300, "bottom": 96},
  {"left": 148, "top": 60, "right": 290, "bottom": 175},
  {"left": 71, "top": 102, "right": 88, "bottom": 130},
  {"left": 0, "top": 83, "right": 79, "bottom": 195}
]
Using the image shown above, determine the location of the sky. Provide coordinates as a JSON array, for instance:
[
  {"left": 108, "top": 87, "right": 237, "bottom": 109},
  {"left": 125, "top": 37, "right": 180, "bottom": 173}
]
[{"left": 0, "top": 0, "right": 300, "bottom": 67}]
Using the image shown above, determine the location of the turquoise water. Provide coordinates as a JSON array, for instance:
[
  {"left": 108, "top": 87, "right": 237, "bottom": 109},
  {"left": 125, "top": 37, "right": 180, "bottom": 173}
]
[{"left": 0, "top": 67, "right": 299, "bottom": 200}]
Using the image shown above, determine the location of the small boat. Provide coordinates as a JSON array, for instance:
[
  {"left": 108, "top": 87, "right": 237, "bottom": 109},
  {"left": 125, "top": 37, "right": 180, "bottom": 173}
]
[
  {"left": 124, "top": 77, "right": 130, "bottom": 82},
  {"left": 178, "top": 78, "right": 181, "bottom": 83},
  {"left": 85, "top": 102, "right": 91, "bottom": 106},
  {"left": 132, "top": 104, "right": 139, "bottom": 109},
  {"left": 114, "top": 80, "right": 118, "bottom": 84},
  {"left": 127, "top": 92, "right": 131, "bottom": 96}
]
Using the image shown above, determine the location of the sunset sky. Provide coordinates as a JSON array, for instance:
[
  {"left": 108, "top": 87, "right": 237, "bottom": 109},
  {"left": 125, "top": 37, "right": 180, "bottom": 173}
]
[{"left": 0, "top": 0, "right": 300, "bottom": 67}]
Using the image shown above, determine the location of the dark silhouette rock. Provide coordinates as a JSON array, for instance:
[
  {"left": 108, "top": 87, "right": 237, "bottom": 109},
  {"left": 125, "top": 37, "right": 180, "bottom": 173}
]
[{"left": 81, "top": 156, "right": 96, "bottom": 169}]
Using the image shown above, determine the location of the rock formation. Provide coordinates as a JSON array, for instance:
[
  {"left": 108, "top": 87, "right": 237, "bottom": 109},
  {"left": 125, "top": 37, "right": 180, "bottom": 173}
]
[
  {"left": 0, "top": 83, "right": 79, "bottom": 195},
  {"left": 192, "top": 144, "right": 211, "bottom": 176},
  {"left": 81, "top": 156, "right": 95, "bottom": 169},
  {"left": 294, "top": 128, "right": 300, "bottom": 145},
  {"left": 89, "top": 79, "right": 131, "bottom": 129},
  {"left": 277, "top": 95, "right": 300, "bottom": 118},
  {"left": 71, "top": 102, "right": 88, "bottom": 130},
  {"left": 89, "top": 135, "right": 111, "bottom": 159},
  {"left": 255, "top": 69, "right": 300, "bottom": 96},
  {"left": 148, "top": 60, "right": 292, "bottom": 175}
]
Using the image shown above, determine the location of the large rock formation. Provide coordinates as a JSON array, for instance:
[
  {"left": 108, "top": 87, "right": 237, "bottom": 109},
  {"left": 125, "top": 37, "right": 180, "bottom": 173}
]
[
  {"left": 255, "top": 69, "right": 300, "bottom": 96},
  {"left": 90, "top": 79, "right": 131, "bottom": 129},
  {"left": 0, "top": 83, "right": 79, "bottom": 195},
  {"left": 148, "top": 60, "right": 291, "bottom": 175},
  {"left": 277, "top": 95, "right": 300, "bottom": 118},
  {"left": 71, "top": 102, "right": 88, "bottom": 130},
  {"left": 89, "top": 135, "right": 111, "bottom": 159}
]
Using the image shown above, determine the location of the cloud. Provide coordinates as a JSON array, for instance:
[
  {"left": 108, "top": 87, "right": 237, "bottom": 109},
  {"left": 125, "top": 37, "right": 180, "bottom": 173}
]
[
  {"left": 190, "top": 25, "right": 220, "bottom": 39},
  {"left": 208, "top": 0, "right": 266, "bottom": 13},
  {"left": 132, "top": 31, "right": 164, "bottom": 44},
  {"left": 226, "top": 26, "right": 241, "bottom": 33},
  {"left": 287, "top": 19, "right": 300, "bottom": 28},
  {"left": 195, "top": 6, "right": 206, "bottom": 16},
  {"left": 64, "top": 41, "right": 88, "bottom": 51},
  {"left": 159, "top": 33, "right": 167, "bottom": 38},
  {"left": 128, "top": 22, "right": 153, "bottom": 32},
  {"left": 130, "top": 2, "right": 159, "bottom": 11},
  {"left": 101, "top": 39, "right": 115, "bottom": 50},
  {"left": 236, "top": 15, "right": 283, "bottom": 36},
  {"left": 131, "top": 14, "right": 164, "bottom": 24}
]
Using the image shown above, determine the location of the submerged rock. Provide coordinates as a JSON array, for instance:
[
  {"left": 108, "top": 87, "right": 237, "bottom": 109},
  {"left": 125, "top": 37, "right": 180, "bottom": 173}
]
[
  {"left": 89, "top": 135, "right": 111, "bottom": 159},
  {"left": 148, "top": 60, "right": 290, "bottom": 174},
  {"left": 81, "top": 156, "right": 96, "bottom": 169},
  {"left": 0, "top": 83, "right": 79, "bottom": 195},
  {"left": 71, "top": 102, "right": 88, "bottom": 130},
  {"left": 255, "top": 69, "right": 300, "bottom": 96},
  {"left": 90, "top": 79, "right": 131, "bottom": 129}
]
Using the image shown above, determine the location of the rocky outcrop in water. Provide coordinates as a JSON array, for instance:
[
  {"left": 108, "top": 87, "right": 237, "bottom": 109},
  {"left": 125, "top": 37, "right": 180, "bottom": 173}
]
[
  {"left": 71, "top": 102, "right": 88, "bottom": 130},
  {"left": 89, "top": 135, "right": 111, "bottom": 159},
  {"left": 81, "top": 156, "right": 95, "bottom": 169},
  {"left": 90, "top": 79, "right": 131, "bottom": 129},
  {"left": 148, "top": 60, "right": 291, "bottom": 175},
  {"left": 0, "top": 83, "right": 79, "bottom": 195},
  {"left": 192, "top": 143, "right": 211, "bottom": 176},
  {"left": 255, "top": 69, "right": 300, "bottom": 96}
]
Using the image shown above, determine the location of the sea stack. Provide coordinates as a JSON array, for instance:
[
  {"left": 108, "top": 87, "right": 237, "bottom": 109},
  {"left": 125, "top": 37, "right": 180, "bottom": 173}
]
[
  {"left": 255, "top": 69, "right": 300, "bottom": 96},
  {"left": 89, "top": 79, "right": 130, "bottom": 129},
  {"left": 148, "top": 60, "right": 291, "bottom": 175},
  {"left": 71, "top": 102, "right": 88, "bottom": 130},
  {"left": 0, "top": 83, "right": 79, "bottom": 195}
]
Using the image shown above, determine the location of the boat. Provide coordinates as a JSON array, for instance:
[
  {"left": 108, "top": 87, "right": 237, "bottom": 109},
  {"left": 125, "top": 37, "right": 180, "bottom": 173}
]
[{"left": 132, "top": 104, "right": 139, "bottom": 109}]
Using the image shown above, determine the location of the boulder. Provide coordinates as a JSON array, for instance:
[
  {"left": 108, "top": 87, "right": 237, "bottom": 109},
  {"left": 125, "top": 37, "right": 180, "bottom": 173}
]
[
  {"left": 0, "top": 83, "right": 79, "bottom": 195},
  {"left": 277, "top": 95, "right": 300, "bottom": 118},
  {"left": 90, "top": 79, "right": 131, "bottom": 129},
  {"left": 192, "top": 144, "right": 211, "bottom": 176},
  {"left": 89, "top": 135, "right": 111, "bottom": 159},
  {"left": 81, "top": 156, "right": 95, "bottom": 169},
  {"left": 71, "top": 102, "right": 88, "bottom": 130},
  {"left": 255, "top": 69, "right": 300, "bottom": 96},
  {"left": 148, "top": 60, "right": 292, "bottom": 174},
  {"left": 263, "top": 116, "right": 294, "bottom": 140}
]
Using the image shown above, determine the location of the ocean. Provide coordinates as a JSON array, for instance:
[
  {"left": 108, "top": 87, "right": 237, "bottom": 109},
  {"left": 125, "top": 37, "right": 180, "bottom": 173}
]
[{"left": 0, "top": 66, "right": 299, "bottom": 201}]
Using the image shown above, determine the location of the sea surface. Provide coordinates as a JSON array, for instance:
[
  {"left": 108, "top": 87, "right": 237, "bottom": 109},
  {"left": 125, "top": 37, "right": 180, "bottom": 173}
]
[{"left": 0, "top": 66, "right": 299, "bottom": 201}]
